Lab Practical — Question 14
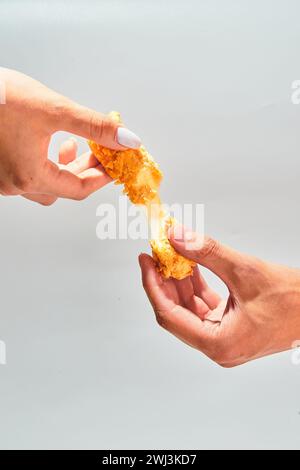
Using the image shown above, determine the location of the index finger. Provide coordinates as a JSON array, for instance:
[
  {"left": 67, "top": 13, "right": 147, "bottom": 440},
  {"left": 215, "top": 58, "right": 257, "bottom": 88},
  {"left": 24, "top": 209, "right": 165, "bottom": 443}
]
[{"left": 38, "top": 160, "right": 111, "bottom": 200}]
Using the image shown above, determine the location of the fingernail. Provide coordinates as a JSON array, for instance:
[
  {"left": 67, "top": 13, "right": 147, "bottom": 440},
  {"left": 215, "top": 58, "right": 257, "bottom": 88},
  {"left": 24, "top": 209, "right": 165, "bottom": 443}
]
[
  {"left": 117, "top": 127, "right": 141, "bottom": 149},
  {"left": 185, "top": 231, "right": 195, "bottom": 241},
  {"left": 168, "top": 225, "right": 195, "bottom": 242},
  {"left": 168, "top": 224, "right": 184, "bottom": 242}
]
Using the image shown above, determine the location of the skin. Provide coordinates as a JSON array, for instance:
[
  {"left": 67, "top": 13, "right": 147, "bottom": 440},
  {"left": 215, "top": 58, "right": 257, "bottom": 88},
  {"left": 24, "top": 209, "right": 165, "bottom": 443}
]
[
  {"left": 139, "top": 226, "right": 300, "bottom": 367},
  {"left": 0, "top": 68, "right": 131, "bottom": 206},
  {"left": 2, "top": 70, "right": 300, "bottom": 367}
]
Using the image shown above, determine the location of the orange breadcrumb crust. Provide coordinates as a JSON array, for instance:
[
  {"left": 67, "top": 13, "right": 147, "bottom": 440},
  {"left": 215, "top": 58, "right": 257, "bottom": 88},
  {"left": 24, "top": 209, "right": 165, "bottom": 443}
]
[
  {"left": 88, "top": 112, "right": 195, "bottom": 280},
  {"left": 150, "top": 217, "right": 196, "bottom": 280},
  {"left": 88, "top": 113, "right": 162, "bottom": 205}
]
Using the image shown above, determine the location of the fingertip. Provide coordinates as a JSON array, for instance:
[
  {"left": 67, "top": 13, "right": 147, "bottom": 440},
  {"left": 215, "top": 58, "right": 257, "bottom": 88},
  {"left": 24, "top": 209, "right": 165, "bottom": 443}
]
[
  {"left": 138, "top": 253, "right": 145, "bottom": 268},
  {"left": 168, "top": 224, "right": 201, "bottom": 254},
  {"left": 59, "top": 138, "right": 78, "bottom": 165},
  {"left": 94, "top": 164, "right": 113, "bottom": 183},
  {"left": 76, "top": 165, "right": 113, "bottom": 194},
  {"left": 168, "top": 224, "right": 197, "bottom": 242},
  {"left": 62, "top": 137, "right": 77, "bottom": 150},
  {"left": 139, "top": 253, "right": 164, "bottom": 287},
  {"left": 138, "top": 253, "right": 154, "bottom": 269},
  {"left": 168, "top": 223, "right": 184, "bottom": 243},
  {"left": 116, "top": 127, "right": 141, "bottom": 149},
  {"left": 64, "top": 137, "right": 78, "bottom": 151},
  {"left": 68, "top": 138, "right": 78, "bottom": 153}
]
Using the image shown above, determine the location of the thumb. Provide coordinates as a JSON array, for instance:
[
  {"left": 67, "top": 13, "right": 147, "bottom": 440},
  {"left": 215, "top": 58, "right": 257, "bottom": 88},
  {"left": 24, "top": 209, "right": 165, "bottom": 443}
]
[
  {"left": 169, "top": 225, "right": 245, "bottom": 289},
  {"left": 52, "top": 100, "right": 141, "bottom": 150}
]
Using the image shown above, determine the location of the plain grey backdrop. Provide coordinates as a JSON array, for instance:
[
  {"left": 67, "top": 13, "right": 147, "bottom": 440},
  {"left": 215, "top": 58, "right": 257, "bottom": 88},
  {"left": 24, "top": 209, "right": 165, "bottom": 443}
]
[{"left": 1, "top": 0, "right": 300, "bottom": 450}]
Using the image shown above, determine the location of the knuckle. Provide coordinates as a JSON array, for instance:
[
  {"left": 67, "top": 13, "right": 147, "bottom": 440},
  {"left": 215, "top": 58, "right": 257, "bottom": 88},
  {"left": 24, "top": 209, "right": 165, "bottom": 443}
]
[
  {"left": 49, "top": 98, "right": 71, "bottom": 123},
  {"left": 200, "top": 237, "right": 220, "bottom": 260},
  {"left": 82, "top": 179, "right": 97, "bottom": 199},
  {"left": 216, "top": 354, "right": 245, "bottom": 368},
  {"left": 89, "top": 112, "right": 103, "bottom": 141},
  {"left": 72, "top": 181, "right": 91, "bottom": 201}
]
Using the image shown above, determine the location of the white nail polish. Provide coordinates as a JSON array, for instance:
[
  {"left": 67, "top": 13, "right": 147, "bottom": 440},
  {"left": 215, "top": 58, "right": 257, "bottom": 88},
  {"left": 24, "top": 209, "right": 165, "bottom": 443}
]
[
  {"left": 185, "top": 232, "right": 195, "bottom": 241},
  {"left": 117, "top": 127, "right": 141, "bottom": 149}
]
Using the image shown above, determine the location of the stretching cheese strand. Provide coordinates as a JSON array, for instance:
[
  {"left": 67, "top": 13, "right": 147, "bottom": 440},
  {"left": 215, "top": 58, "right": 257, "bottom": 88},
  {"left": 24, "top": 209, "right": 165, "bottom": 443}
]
[{"left": 88, "top": 112, "right": 195, "bottom": 280}]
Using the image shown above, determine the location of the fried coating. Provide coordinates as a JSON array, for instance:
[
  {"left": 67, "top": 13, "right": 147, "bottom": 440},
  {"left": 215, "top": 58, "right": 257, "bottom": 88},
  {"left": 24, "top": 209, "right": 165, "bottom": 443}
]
[
  {"left": 88, "top": 112, "right": 162, "bottom": 205},
  {"left": 150, "top": 217, "right": 195, "bottom": 280},
  {"left": 88, "top": 112, "right": 195, "bottom": 280}
]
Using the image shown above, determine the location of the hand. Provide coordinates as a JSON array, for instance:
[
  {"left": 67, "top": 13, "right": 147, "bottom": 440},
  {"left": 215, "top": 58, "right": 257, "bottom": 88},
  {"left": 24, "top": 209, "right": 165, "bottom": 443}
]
[
  {"left": 139, "top": 226, "right": 300, "bottom": 367},
  {"left": 0, "top": 68, "right": 141, "bottom": 205}
]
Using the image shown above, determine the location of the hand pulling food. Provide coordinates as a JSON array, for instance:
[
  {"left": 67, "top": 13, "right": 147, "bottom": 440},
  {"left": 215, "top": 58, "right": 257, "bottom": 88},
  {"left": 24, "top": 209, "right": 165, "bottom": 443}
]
[{"left": 88, "top": 112, "right": 195, "bottom": 280}]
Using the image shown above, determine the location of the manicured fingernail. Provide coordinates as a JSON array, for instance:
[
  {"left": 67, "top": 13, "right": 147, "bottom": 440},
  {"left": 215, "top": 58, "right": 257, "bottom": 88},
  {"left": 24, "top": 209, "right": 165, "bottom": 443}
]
[
  {"left": 117, "top": 127, "right": 141, "bottom": 149},
  {"left": 185, "top": 232, "right": 195, "bottom": 241},
  {"left": 169, "top": 224, "right": 184, "bottom": 242},
  {"left": 168, "top": 224, "right": 197, "bottom": 244}
]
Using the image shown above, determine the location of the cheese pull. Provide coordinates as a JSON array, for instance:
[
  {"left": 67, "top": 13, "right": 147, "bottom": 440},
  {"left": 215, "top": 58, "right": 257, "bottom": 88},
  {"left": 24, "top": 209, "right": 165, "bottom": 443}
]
[{"left": 88, "top": 112, "right": 195, "bottom": 280}]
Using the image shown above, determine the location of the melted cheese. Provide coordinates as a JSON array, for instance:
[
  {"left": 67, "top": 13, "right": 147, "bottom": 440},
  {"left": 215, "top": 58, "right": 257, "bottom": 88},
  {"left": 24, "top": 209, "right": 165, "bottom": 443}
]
[{"left": 88, "top": 112, "right": 195, "bottom": 280}]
